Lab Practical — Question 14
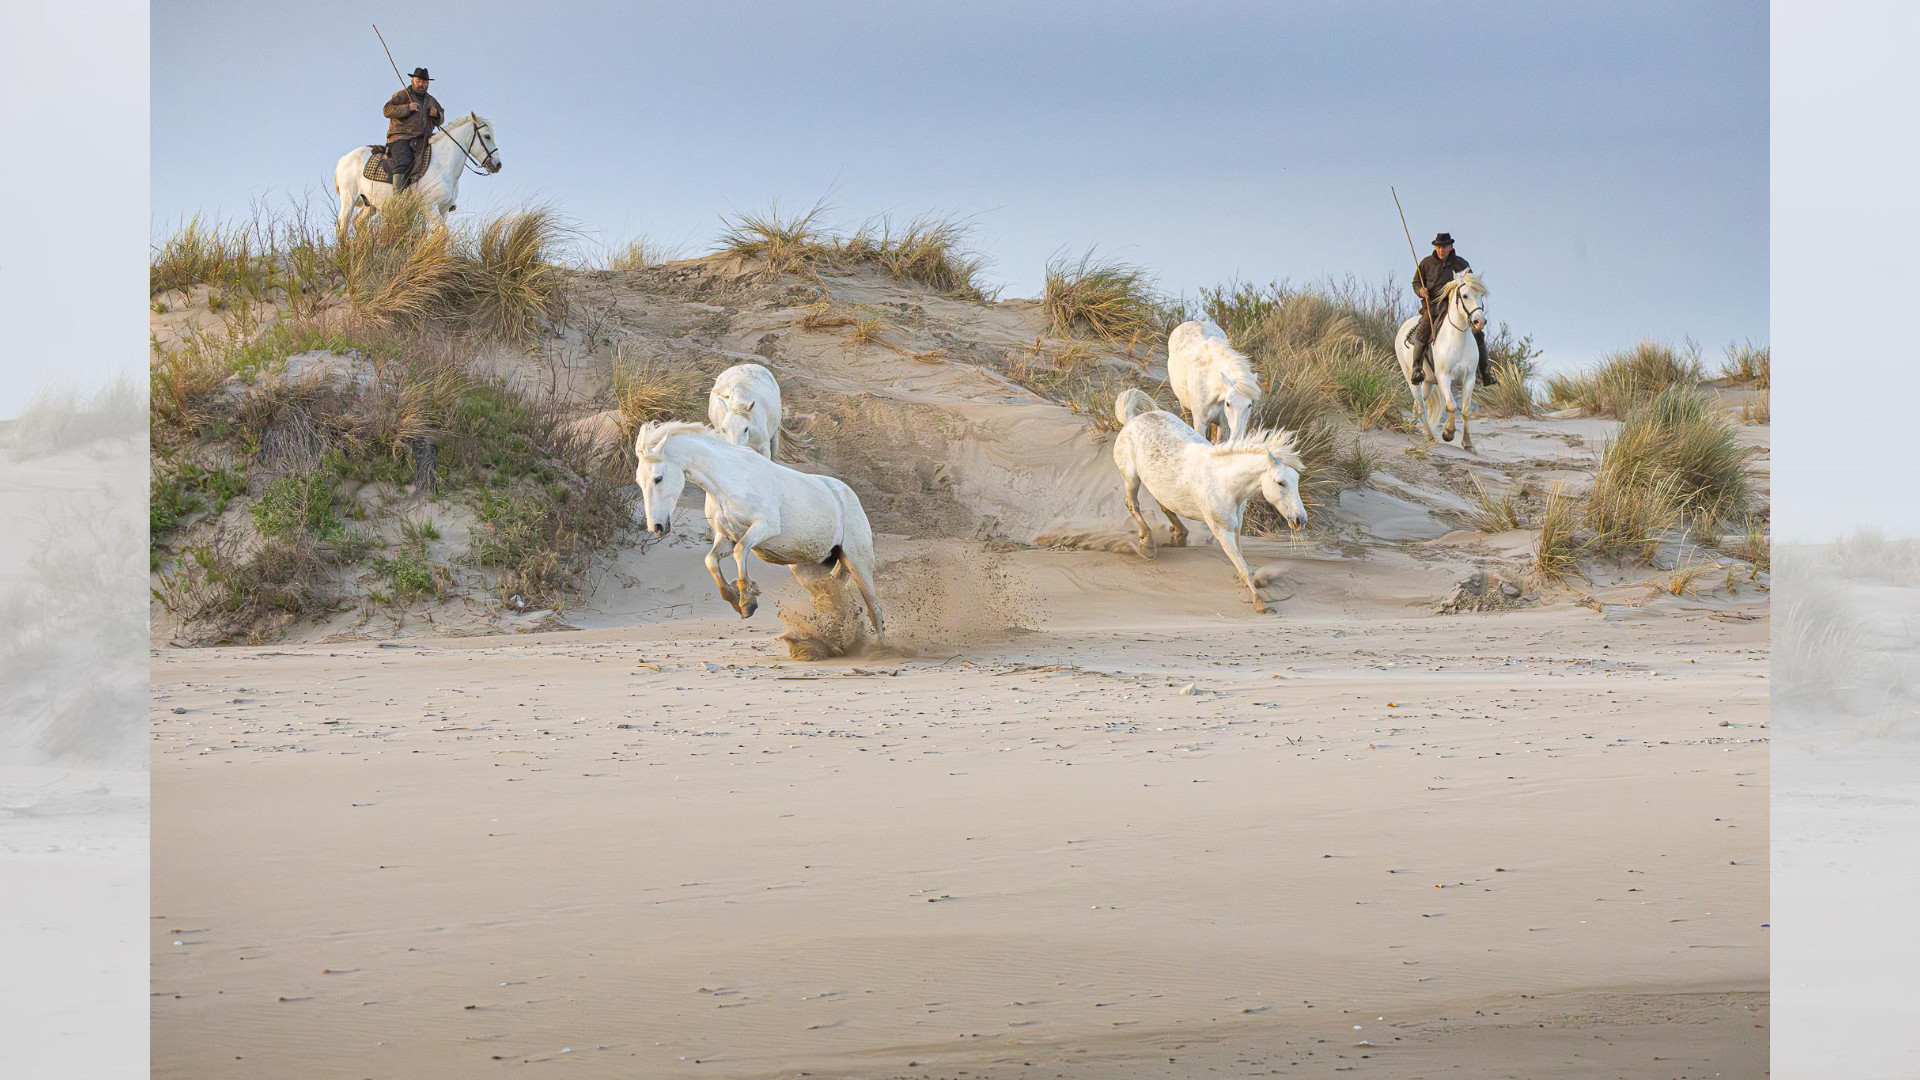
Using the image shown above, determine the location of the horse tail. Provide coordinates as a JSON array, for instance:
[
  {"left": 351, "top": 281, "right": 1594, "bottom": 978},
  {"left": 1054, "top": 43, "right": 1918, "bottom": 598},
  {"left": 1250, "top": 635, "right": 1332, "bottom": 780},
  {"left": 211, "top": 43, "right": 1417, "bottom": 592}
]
[
  {"left": 822, "top": 544, "right": 846, "bottom": 576},
  {"left": 1115, "top": 387, "right": 1158, "bottom": 424}
]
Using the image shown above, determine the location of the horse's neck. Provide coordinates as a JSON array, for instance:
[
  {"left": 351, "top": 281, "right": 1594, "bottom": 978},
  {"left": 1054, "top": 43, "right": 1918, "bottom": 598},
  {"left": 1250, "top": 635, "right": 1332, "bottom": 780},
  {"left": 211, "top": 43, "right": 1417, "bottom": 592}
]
[
  {"left": 673, "top": 436, "right": 746, "bottom": 495},
  {"left": 428, "top": 120, "right": 471, "bottom": 183},
  {"left": 1207, "top": 448, "right": 1270, "bottom": 498}
]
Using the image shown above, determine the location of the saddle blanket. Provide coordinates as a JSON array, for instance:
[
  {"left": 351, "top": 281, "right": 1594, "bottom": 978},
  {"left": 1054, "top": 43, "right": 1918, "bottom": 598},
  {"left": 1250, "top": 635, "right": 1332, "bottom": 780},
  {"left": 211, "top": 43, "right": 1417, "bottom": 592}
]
[{"left": 361, "top": 143, "right": 431, "bottom": 184}]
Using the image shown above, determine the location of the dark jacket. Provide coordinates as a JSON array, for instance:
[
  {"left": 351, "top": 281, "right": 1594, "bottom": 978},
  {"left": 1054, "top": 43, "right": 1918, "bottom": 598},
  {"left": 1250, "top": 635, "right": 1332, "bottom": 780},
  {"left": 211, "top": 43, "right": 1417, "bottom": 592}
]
[
  {"left": 1413, "top": 251, "right": 1471, "bottom": 319},
  {"left": 383, "top": 87, "right": 444, "bottom": 142}
]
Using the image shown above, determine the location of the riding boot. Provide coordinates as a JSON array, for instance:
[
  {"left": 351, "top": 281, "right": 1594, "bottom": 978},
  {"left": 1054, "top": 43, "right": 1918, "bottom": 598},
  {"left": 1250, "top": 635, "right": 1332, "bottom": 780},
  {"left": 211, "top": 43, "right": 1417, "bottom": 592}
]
[
  {"left": 1410, "top": 341, "right": 1431, "bottom": 385},
  {"left": 390, "top": 169, "right": 408, "bottom": 196},
  {"left": 1474, "top": 329, "right": 1497, "bottom": 386}
]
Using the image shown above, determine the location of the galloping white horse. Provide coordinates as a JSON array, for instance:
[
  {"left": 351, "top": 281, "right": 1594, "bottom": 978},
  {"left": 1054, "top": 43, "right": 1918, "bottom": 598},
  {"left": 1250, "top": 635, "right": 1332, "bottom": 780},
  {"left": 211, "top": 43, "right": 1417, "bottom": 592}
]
[
  {"left": 1112, "top": 389, "right": 1307, "bottom": 613},
  {"left": 1395, "top": 271, "right": 1489, "bottom": 450},
  {"left": 332, "top": 112, "right": 502, "bottom": 230},
  {"left": 707, "top": 363, "right": 783, "bottom": 459},
  {"left": 633, "top": 422, "right": 884, "bottom": 638},
  {"left": 1167, "top": 319, "right": 1262, "bottom": 443}
]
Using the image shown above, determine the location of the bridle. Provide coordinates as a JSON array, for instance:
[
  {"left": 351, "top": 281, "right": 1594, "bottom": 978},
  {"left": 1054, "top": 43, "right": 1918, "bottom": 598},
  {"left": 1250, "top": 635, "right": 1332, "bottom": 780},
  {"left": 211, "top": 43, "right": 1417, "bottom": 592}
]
[
  {"left": 436, "top": 111, "right": 498, "bottom": 176},
  {"left": 1444, "top": 280, "right": 1486, "bottom": 333}
]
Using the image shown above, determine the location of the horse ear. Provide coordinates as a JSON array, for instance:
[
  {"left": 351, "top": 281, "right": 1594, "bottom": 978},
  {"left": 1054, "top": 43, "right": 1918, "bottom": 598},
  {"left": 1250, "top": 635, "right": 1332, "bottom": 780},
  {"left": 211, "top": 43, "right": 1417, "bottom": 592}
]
[{"left": 741, "top": 400, "right": 754, "bottom": 414}]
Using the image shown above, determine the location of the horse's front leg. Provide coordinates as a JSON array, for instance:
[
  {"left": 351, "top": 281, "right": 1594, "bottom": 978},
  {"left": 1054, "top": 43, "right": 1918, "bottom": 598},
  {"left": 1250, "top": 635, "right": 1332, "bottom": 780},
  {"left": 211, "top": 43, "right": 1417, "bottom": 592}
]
[
  {"left": 731, "top": 520, "right": 773, "bottom": 619},
  {"left": 705, "top": 531, "right": 740, "bottom": 609},
  {"left": 1205, "top": 511, "right": 1269, "bottom": 614},
  {"left": 1459, "top": 384, "right": 1476, "bottom": 453},
  {"left": 1121, "top": 469, "right": 1155, "bottom": 556}
]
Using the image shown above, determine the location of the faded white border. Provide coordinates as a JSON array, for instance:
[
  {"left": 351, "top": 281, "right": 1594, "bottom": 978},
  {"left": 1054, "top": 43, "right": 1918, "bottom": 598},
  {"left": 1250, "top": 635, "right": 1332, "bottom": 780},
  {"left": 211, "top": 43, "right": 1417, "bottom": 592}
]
[
  {"left": 1772, "top": 1, "right": 1920, "bottom": 1077},
  {"left": 0, "top": 0, "right": 151, "bottom": 1074}
]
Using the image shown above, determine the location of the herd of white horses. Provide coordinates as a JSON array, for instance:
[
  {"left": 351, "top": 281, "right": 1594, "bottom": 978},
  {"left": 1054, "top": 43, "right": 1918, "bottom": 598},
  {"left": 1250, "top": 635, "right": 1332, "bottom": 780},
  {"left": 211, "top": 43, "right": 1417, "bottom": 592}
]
[
  {"left": 634, "top": 274, "right": 1490, "bottom": 638},
  {"left": 328, "top": 114, "right": 1494, "bottom": 637}
]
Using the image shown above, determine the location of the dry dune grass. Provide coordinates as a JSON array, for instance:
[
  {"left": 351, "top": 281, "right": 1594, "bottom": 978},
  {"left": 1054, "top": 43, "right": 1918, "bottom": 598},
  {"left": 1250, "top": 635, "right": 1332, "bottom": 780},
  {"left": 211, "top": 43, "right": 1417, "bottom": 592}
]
[
  {"left": 714, "top": 202, "right": 993, "bottom": 300},
  {"left": 1532, "top": 384, "right": 1756, "bottom": 580},
  {"left": 1719, "top": 339, "right": 1770, "bottom": 387},
  {"left": 595, "top": 235, "right": 678, "bottom": 272},
  {"left": 1545, "top": 338, "right": 1705, "bottom": 416},
  {"left": 1042, "top": 248, "right": 1165, "bottom": 346},
  {"left": 611, "top": 345, "right": 709, "bottom": 437}
]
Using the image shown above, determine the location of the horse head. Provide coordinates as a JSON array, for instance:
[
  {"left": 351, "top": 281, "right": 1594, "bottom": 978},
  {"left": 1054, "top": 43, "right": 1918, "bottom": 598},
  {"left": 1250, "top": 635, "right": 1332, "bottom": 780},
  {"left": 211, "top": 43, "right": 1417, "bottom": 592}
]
[
  {"left": 634, "top": 422, "right": 703, "bottom": 535},
  {"left": 1443, "top": 271, "right": 1489, "bottom": 332},
  {"left": 715, "top": 400, "right": 756, "bottom": 449},
  {"left": 1260, "top": 449, "right": 1307, "bottom": 532},
  {"left": 454, "top": 112, "right": 503, "bottom": 174}
]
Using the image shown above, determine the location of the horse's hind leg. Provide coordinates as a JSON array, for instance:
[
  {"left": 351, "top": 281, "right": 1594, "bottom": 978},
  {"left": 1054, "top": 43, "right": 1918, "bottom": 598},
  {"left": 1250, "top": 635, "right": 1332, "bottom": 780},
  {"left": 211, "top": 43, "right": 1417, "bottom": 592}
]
[
  {"left": 1162, "top": 508, "right": 1189, "bottom": 547},
  {"left": 843, "top": 552, "right": 885, "bottom": 641},
  {"left": 1459, "top": 387, "right": 1476, "bottom": 453}
]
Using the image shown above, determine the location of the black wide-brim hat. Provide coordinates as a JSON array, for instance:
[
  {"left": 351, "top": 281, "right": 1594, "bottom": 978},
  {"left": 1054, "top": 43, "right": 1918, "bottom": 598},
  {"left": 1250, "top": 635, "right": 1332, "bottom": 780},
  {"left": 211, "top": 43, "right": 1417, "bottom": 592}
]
[
  {"left": 1432, "top": 232, "right": 1454, "bottom": 246},
  {"left": 409, "top": 67, "right": 432, "bottom": 81}
]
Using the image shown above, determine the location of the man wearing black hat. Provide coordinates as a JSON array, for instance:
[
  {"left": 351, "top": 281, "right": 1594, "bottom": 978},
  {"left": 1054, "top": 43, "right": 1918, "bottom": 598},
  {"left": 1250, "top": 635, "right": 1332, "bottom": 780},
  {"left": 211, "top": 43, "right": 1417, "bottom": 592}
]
[
  {"left": 380, "top": 67, "right": 444, "bottom": 195},
  {"left": 1408, "top": 233, "right": 1495, "bottom": 386}
]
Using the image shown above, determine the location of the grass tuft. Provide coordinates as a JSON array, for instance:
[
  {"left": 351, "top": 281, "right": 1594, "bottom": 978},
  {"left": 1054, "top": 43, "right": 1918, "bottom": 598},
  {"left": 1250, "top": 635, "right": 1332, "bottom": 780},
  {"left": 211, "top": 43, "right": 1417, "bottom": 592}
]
[
  {"left": 1720, "top": 339, "right": 1770, "bottom": 387},
  {"left": 1042, "top": 248, "right": 1165, "bottom": 345},
  {"left": 1545, "top": 338, "right": 1705, "bottom": 416}
]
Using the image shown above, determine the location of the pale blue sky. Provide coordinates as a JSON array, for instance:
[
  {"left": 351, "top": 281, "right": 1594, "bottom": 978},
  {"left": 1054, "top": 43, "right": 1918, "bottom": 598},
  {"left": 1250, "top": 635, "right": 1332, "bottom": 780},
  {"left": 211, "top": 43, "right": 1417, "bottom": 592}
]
[{"left": 149, "top": 0, "right": 1768, "bottom": 378}]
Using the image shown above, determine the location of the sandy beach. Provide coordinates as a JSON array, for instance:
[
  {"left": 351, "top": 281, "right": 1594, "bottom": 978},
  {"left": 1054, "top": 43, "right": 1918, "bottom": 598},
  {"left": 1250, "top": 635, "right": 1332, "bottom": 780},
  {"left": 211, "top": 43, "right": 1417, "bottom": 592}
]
[{"left": 152, "top": 568, "right": 1766, "bottom": 1077}]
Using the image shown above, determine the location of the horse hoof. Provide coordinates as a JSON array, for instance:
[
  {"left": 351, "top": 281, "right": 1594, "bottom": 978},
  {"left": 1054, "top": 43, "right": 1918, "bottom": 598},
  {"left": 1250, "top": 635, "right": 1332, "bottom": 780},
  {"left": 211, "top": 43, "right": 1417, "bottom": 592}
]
[
  {"left": 1253, "top": 603, "right": 1273, "bottom": 615},
  {"left": 1442, "top": 430, "right": 1455, "bottom": 443},
  {"left": 739, "top": 598, "right": 758, "bottom": 619}
]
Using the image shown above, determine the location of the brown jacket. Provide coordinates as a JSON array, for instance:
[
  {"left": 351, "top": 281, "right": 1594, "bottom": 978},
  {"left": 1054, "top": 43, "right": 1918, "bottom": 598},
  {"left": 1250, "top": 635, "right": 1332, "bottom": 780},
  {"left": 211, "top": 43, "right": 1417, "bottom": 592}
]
[
  {"left": 383, "top": 87, "right": 444, "bottom": 142},
  {"left": 1412, "top": 251, "right": 1471, "bottom": 320}
]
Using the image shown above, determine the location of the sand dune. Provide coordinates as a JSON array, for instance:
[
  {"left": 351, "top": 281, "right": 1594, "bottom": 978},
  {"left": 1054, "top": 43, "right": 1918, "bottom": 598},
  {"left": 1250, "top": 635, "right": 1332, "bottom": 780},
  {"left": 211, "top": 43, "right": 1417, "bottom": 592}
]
[{"left": 150, "top": 258, "right": 1770, "bottom": 1076}]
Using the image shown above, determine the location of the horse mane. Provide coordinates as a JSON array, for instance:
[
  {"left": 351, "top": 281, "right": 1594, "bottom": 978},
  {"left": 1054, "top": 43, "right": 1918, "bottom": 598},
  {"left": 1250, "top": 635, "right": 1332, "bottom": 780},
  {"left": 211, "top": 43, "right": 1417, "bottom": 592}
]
[
  {"left": 1200, "top": 338, "right": 1261, "bottom": 402},
  {"left": 1209, "top": 426, "right": 1302, "bottom": 470},
  {"left": 635, "top": 420, "right": 712, "bottom": 460},
  {"left": 1438, "top": 270, "right": 1489, "bottom": 303}
]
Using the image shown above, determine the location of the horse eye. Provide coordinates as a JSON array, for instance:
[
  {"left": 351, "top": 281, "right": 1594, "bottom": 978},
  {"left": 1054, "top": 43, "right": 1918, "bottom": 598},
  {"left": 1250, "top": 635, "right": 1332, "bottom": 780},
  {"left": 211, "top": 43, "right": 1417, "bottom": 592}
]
[{"left": 652, "top": 476, "right": 662, "bottom": 485}]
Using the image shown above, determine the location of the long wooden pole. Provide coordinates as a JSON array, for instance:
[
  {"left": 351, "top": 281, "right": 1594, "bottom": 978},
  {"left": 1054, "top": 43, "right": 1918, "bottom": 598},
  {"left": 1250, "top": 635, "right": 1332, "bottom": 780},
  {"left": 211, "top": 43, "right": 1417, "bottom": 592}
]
[{"left": 1392, "top": 186, "right": 1435, "bottom": 370}]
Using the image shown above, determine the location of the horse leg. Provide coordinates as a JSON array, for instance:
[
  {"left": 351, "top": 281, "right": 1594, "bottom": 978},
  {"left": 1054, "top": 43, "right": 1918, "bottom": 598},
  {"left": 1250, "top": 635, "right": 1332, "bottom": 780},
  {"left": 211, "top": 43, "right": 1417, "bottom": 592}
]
[
  {"left": 1439, "top": 371, "right": 1459, "bottom": 443},
  {"left": 1459, "top": 384, "right": 1476, "bottom": 453},
  {"left": 731, "top": 521, "right": 772, "bottom": 619},
  {"left": 842, "top": 550, "right": 886, "bottom": 641},
  {"left": 1407, "top": 373, "right": 1436, "bottom": 441},
  {"left": 705, "top": 532, "right": 740, "bottom": 609},
  {"left": 1122, "top": 469, "right": 1156, "bottom": 556},
  {"left": 1208, "top": 513, "right": 1269, "bottom": 614},
  {"left": 1162, "top": 508, "right": 1189, "bottom": 547}
]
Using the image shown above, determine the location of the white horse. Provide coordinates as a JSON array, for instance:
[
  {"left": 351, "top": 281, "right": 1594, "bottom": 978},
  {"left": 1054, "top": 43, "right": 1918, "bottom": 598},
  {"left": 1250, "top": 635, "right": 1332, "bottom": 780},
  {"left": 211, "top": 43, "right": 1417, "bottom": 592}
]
[
  {"left": 1395, "top": 271, "right": 1489, "bottom": 450},
  {"left": 707, "top": 363, "right": 783, "bottom": 459},
  {"left": 332, "top": 112, "right": 502, "bottom": 231},
  {"left": 1112, "top": 388, "right": 1307, "bottom": 613},
  {"left": 634, "top": 422, "right": 883, "bottom": 638},
  {"left": 1167, "top": 319, "right": 1262, "bottom": 443}
]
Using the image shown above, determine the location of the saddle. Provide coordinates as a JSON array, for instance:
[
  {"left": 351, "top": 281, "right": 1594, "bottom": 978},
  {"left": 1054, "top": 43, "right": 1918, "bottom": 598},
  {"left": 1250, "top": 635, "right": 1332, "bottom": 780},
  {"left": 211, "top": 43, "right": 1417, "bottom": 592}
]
[{"left": 361, "top": 143, "right": 432, "bottom": 184}]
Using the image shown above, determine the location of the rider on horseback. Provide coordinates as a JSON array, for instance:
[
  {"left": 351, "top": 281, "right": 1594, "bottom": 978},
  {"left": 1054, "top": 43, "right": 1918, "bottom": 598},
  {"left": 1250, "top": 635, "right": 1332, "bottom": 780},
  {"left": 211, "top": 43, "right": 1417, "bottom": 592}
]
[
  {"left": 1408, "top": 233, "right": 1496, "bottom": 386},
  {"left": 381, "top": 66, "right": 443, "bottom": 195}
]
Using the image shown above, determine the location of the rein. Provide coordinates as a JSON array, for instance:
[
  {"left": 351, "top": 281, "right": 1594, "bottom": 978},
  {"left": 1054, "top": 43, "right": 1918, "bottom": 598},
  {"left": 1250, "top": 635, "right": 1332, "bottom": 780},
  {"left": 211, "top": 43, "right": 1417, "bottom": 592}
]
[{"left": 437, "top": 111, "right": 496, "bottom": 177}]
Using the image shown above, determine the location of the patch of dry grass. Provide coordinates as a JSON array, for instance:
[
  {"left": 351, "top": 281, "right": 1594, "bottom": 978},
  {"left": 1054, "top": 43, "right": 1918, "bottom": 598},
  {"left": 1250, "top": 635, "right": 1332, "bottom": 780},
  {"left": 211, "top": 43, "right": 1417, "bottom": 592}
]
[
  {"left": 1544, "top": 338, "right": 1705, "bottom": 416},
  {"left": 1042, "top": 248, "right": 1165, "bottom": 346},
  {"left": 464, "top": 206, "right": 574, "bottom": 345},
  {"left": 611, "top": 346, "right": 707, "bottom": 437},
  {"left": 1720, "top": 339, "right": 1770, "bottom": 387},
  {"left": 716, "top": 200, "right": 833, "bottom": 276},
  {"left": 1468, "top": 473, "right": 1526, "bottom": 532},
  {"left": 597, "top": 235, "right": 677, "bottom": 272},
  {"left": 841, "top": 214, "right": 992, "bottom": 300},
  {"left": 1596, "top": 384, "right": 1756, "bottom": 529}
]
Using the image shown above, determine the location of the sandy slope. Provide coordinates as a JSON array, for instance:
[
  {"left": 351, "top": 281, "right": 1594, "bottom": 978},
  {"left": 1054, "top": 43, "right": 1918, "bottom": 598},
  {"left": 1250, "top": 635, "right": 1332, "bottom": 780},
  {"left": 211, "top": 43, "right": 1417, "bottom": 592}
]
[{"left": 151, "top": 261, "right": 1772, "bottom": 1075}]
